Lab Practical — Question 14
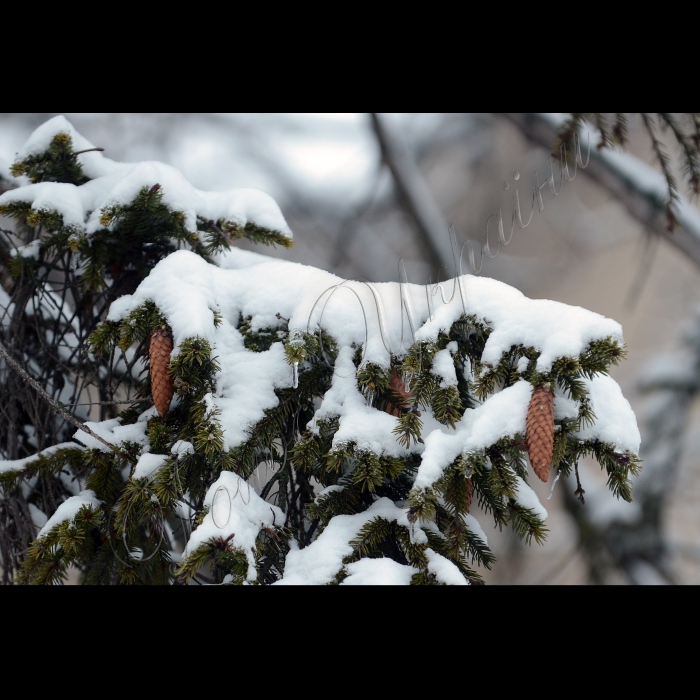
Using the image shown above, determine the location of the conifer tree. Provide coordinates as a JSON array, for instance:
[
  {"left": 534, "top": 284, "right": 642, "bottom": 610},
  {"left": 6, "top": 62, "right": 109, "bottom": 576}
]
[{"left": 0, "top": 117, "right": 642, "bottom": 584}]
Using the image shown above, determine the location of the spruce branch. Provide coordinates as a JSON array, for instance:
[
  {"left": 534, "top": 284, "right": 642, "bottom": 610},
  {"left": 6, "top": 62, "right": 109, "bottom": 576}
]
[
  {"left": 658, "top": 113, "right": 700, "bottom": 196},
  {"left": 612, "top": 113, "right": 629, "bottom": 147},
  {"left": 593, "top": 113, "right": 611, "bottom": 149},
  {"left": 689, "top": 113, "right": 700, "bottom": 148},
  {"left": 640, "top": 113, "right": 679, "bottom": 232},
  {"left": 502, "top": 113, "right": 700, "bottom": 270}
]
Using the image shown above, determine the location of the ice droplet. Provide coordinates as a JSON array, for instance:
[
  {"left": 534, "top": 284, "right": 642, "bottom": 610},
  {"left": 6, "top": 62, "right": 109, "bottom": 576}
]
[
  {"left": 503, "top": 182, "right": 509, "bottom": 190},
  {"left": 547, "top": 472, "right": 561, "bottom": 500},
  {"left": 292, "top": 361, "right": 299, "bottom": 389},
  {"left": 513, "top": 171, "right": 520, "bottom": 181}
]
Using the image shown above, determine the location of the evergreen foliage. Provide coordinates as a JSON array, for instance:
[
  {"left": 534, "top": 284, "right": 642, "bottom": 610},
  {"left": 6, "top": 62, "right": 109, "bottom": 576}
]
[
  {"left": 0, "top": 118, "right": 642, "bottom": 585},
  {"left": 557, "top": 113, "right": 700, "bottom": 233}
]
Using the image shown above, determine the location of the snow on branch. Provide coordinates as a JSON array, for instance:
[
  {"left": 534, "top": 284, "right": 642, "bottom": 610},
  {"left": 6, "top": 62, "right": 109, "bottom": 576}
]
[
  {"left": 2, "top": 115, "right": 646, "bottom": 584},
  {"left": 1, "top": 116, "right": 293, "bottom": 246}
]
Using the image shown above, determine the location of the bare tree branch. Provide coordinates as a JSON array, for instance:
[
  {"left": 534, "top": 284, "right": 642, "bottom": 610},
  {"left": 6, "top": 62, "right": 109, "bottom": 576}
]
[
  {"left": 501, "top": 112, "right": 700, "bottom": 271},
  {"left": 369, "top": 113, "right": 455, "bottom": 273},
  {"left": 0, "top": 340, "right": 131, "bottom": 459}
]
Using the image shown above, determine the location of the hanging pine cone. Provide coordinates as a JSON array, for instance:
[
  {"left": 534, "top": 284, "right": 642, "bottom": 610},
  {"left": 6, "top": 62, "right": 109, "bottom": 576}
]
[
  {"left": 526, "top": 384, "right": 555, "bottom": 482},
  {"left": 149, "top": 328, "right": 174, "bottom": 417},
  {"left": 386, "top": 369, "right": 411, "bottom": 416}
]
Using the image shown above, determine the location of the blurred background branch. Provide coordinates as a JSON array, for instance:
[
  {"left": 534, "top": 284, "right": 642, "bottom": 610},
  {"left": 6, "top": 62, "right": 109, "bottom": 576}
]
[
  {"left": 502, "top": 112, "right": 700, "bottom": 271},
  {"left": 369, "top": 113, "right": 453, "bottom": 272}
]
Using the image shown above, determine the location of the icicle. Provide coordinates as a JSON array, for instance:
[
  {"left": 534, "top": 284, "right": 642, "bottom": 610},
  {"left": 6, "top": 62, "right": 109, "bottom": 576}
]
[
  {"left": 366, "top": 389, "right": 374, "bottom": 407},
  {"left": 547, "top": 472, "right": 561, "bottom": 500},
  {"left": 292, "top": 361, "right": 299, "bottom": 389}
]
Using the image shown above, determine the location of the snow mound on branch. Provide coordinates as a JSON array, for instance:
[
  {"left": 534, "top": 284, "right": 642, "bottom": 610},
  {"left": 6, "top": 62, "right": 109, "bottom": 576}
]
[
  {"left": 132, "top": 453, "right": 168, "bottom": 481},
  {"left": 425, "top": 548, "right": 469, "bottom": 585},
  {"left": 575, "top": 375, "right": 640, "bottom": 453},
  {"left": 171, "top": 440, "right": 195, "bottom": 456},
  {"left": 312, "top": 345, "right": 410, "bottom": 458},
  {"left": 37, "top": 489, "right": 101, "bottom": 538},
  {"left": 277, "top": 497, "right": 424, "bottom": 585},
  {"left": 105, "top": 248, "right": 634, "bottom": 462},
  {"left": 413, "top": 380, "right": 533, "bottom": 491},
  {"left": 416, "top": 276, "right": 622, "bottom": 372},
  {"left": 16, "top": 115, "right": 117, "bottom": 180},
  {"left": 513, "top": 477, "right": 548, "bottom": 520},
  {"left": 0, "top": 442, "right": 84, "bottom": 478},
  {"left": 341, "top": 557, "right": 417, "bottom": 585},
  {"left": 553, "top": 387, "right": 579, "bottom": 420},
  {"left": 183, "top": 471, "right": 285, "bottom": 582},
  {"left": 1, "top": 116, "right": 292, "bottom": 239},
  {"left": 431, "top": 344, "right": 458, "bottom": 386},
  {"left": 72, "top": 414, "right": 150, "bottom": 453},
  {"left": 28, "top": 503, "right": 47, "bottom": 530}
]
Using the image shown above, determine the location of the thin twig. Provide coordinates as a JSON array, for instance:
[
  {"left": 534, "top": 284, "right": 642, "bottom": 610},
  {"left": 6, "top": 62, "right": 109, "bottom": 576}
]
[
  {"left": 0, "top": 340, "right": 132, "bottom": 460},
  {"left": 70, "top": 148, "right": 105, "bottom": 156},
  {"left": 260, "top": 470, "right": 281, "bottom": 501},
  {"left": 63, "top": 399, "right": 151, "bottom": 407}
]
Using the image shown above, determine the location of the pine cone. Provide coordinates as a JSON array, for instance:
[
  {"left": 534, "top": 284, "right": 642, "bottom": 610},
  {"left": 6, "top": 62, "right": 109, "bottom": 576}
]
[
  {"left": 526, "top": 384, "right": 555, "bottom": 482},
  {"left": 387, "top": 370, "right": 411, "bottom": 416},
  {"left": 149, "top": 328, "right": 174, "bottom": 417},
  {"left": 466, "top": 478, "right": 474, "bottom": 512}
]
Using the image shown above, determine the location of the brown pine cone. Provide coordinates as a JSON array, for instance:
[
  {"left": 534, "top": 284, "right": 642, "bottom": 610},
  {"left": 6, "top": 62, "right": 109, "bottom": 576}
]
[
  {"left": 149, "top": 328, "right": 174, "bottom": 417},
  {"left": 526, "top": 384, "right": 555, "bottom": 482},
  {"left": 386, "top": 370, "right": 411, "bottom": 416}
]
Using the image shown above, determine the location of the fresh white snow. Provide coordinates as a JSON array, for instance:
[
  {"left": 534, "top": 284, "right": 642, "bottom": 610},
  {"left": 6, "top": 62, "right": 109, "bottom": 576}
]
[
  {"left": 0, "top": 442, "right": 84, "bottom": 477},
  {"left": 102, "top": 247, "right": 637, "bottom": 482},
  {"left": 183, "top": 470, "right": 285, "bottom": 582},
  {"left": 341, "top": 557, "right": 417, "bottom": 585},
  {"left": 132, "top": 453, "right": 169, "bottom": 481},
  {"left": 277, "top": 497, "right": 425, "bottom": 585},
  {"left": 1, "top": 115, "right": 646, "bottom": 584},
  {"left": 1, "top": 117, "right": 293, "bottom": 241},
  {"left": 37, "top": 489, "right": 101, "bottom": 538},
  {"left": 574, "top": 375, "right": 641, "bottom": 454}
]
